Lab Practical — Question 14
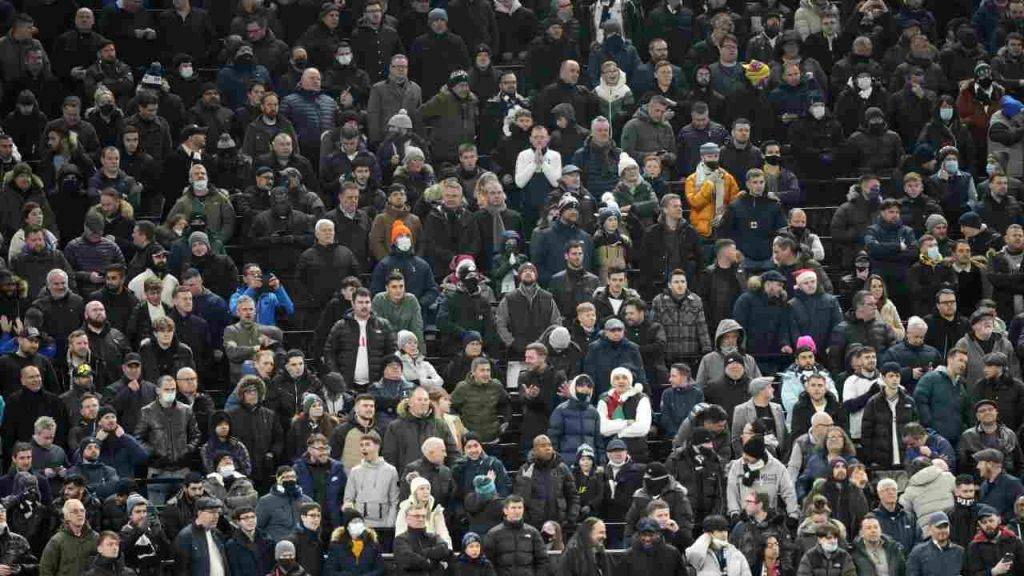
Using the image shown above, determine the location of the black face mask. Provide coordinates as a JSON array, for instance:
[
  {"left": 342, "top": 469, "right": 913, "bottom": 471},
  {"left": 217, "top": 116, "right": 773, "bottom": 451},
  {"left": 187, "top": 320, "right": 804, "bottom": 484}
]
[
  {"left": 705, "top": 160, "right": 719, "bottom": 170},
  {"left": 99, "top": 103, "right": 115, "bottom": 115},
  {"left": 764, "top": 155, "right": 781, "bottom": 166},
  {"left": 868, "top": 121, "right": 886, "bottom": 134},
  {"left": 764, "top": 24, "right": 780, "bottom": 37}
]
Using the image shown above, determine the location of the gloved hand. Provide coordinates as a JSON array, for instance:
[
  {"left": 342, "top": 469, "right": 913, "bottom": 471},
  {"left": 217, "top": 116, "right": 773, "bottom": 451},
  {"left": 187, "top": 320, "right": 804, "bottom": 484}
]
[{"left": 786, "top": 516, "right": 799, "bottom": 532}]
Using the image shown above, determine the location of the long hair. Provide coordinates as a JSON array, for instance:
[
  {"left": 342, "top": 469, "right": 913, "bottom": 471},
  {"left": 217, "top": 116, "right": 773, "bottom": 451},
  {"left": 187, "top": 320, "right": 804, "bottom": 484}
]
[
  {"left": 817, "top": 425, "right": 856, "bottom": 456},
  {"left": 868, "top": 274, "right": 890, "bottom": 308}
]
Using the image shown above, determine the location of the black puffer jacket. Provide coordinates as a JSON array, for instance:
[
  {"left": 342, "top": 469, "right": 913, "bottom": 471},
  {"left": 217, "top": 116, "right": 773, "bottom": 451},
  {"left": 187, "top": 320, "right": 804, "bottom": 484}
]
[
  {"left": 138, "top": 338, "right": 195, "bottom": 384},
  {"left": 622, "top": 537, "right": 686, "bottom": 576},
  {"left": 482, "top": 519, "right": 550, "bottom": 576},
  {"left": 623, "top": 479, "right": 695, "bottom": 547},
  {"left": 859, "top": 389, "right": 919, "bottom": 468},
  {"left": 322, "top": 313, "right": 394, "bottom": 388},
  {"left": 227, "top": 401, "right": 283, "bottom": 479},
  {"left": 512, "top": 452, "right": 579, "bottom": 527},
  {"left": 394, "top": 527, "right": 452, "bottom": 576},
  {"left": 666, "top": 444, "right": 725, "bottom": 519}
]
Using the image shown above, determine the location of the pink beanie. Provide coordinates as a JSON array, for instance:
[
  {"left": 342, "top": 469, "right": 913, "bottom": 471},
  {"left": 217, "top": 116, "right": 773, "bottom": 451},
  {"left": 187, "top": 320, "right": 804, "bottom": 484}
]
[{"left": 795, "top": 335, "right": 817, "bottom": 354}]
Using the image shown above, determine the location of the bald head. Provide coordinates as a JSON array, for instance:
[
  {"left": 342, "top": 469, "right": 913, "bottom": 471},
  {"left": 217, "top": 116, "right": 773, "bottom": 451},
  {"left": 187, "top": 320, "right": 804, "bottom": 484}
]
[
  {"left": 75, "top": 8, "right": 95, "bottom": 31},
  {"left": 300, "top": 68, "right": 322, "bottom": 91}
]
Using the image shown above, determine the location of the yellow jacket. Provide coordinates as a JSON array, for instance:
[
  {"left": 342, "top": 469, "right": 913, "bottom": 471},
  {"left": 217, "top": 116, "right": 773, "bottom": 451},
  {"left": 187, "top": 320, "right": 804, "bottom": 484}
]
[{"left": 684, "top": 170, "right": 740, "bottom": 237}]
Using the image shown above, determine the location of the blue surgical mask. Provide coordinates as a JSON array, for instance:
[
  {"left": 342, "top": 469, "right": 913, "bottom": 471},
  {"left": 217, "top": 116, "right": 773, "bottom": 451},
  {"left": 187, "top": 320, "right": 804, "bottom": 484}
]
[
  {"left": 939, "top": 108, "right": 953, "bottom": 122},
  {"left": 987, "top": 163, "right": 999, "bottom": 176},
  {"left": 927, "top": 246, "right": 941, "bottom": 260},
  {"left": 944, "top": 159, "right": 959, "bottom": 174}
]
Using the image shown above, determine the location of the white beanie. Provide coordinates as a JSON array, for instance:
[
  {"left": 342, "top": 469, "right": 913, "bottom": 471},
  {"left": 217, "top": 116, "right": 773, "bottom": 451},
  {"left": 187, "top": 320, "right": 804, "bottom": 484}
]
[
  {"left": 610, "top": 366, "right": 634, "bottom": 386},
  {"left": 618, "top": 155, "right": 639, "bottom": 176},
  {"left": 548, "top": 326, "right": 571, "bottom": 351}
]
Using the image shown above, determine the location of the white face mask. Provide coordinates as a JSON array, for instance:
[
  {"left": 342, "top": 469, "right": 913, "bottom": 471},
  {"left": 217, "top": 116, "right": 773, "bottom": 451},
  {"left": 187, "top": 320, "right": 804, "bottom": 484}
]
[
  {"left": 348, "top": 520, "right": 365, "bottom": 538},
  {"left": 218, "top": 465, "right": 236, "bottom": 476},
  {"left": 712, "top": 538, "right": 729, "bottom": 548},
  {"left": 396, "top": 236, "right": 412, "bottom": 251},
  {"left": 180, "top": 66, "right": 194, "bottom": 79},
  {"left": 337, "top": 55, "right": 353, "bottom": 65},
  {"left": 159, "top": 391, "right": 177, "bottom": 406},
  {"left": 810, "top": 105, "right": 825, "bottom": 119},
  {"left": 856, "top": 76, "right": 872, "bottom": 90}
]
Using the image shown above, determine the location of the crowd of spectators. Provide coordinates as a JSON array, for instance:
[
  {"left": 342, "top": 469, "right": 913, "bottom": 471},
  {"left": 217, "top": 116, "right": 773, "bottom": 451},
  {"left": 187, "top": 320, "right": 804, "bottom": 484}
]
[{"left": 2, "top": 0, "right": 1024, "bottom": 575}]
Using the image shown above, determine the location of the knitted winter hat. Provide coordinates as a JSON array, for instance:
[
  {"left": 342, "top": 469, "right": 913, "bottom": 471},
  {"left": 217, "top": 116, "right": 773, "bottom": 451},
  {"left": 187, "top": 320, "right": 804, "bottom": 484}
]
[
  {"left": 397, "top": 330, "right": 418, "bottom": 350},
  {"left": 473, "top": 475, "right": 496, "bottom": 497},
  {"left": 390, "top": 220, "right": 412, "bottom": 245},
  {"left": 302, "top": 392, "right": 323, "bottom": 414}
]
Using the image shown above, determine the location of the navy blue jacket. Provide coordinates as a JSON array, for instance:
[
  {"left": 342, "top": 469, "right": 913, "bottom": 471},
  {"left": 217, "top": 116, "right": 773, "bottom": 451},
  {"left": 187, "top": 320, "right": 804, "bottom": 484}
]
[
  {"left": 873, "top": 503, "right": 921, "bottom": 554},
  {"left": 324, "top": 534, "right": 385, "bottom": 576},
  {"left": 174, "top": 523, "right": 229, "bottom": 576},
  {"left": 907, "top": 539, "right": 964, "bottom": 576},
  {"left": 530, "top": 220, "right": 593, "bottom": 285},
  {"left": 225, "top": 528, "right": 275, "bottom": 576},
  {"left": 789, "top": 290, "right": 844, "bottom": 353},
  {"left": 658, "top": 386, "right": 704, "bottom": 440},
  {"left": 720, "top": 193, "right": 786, "bottom": 261},
  {"left": 548, "top": 395, "right": 603, "bottom": 463},
  {"left": 733, "top": 289, "right": 797, "bottom": 356},
  {"left": 879, "top": 342, "right": 943, "bottom": 393},
  {"left": 865, "top": 219, "right": 918, "bottom": 286},
  {"left": 981, "top": 471, "right": 1024, "bottom": 519},
  {"left": 583, "top": 335, "right": 646, "bottom": 399},
  {"left": 370, "top": 250, "right": 440, "bottom": 310},
  {"left": 294, "top": 456, "right": 347, "bottom": 529}
]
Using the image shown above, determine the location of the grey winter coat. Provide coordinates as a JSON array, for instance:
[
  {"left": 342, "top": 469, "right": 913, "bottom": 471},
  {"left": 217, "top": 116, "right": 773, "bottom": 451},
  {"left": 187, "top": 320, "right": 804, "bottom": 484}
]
[
  {"left": 620, "top": 104, "right": 677, "bottom": 162},
  {"left": 254, "top": 485, "right": 313, "bottom": 542},
  {"left": 695, "top": 319, "right": 761, "bottom": 388},
  {"left": 955, "top": 334, "right": 1021, "bottom": 393},
  {"left": 686, "top": 534, "right": 752, "bottom": 576},
  {"left": 343, "top": 456, "right": 400, "bottom": 528},
  {"left": 899, "top": 465, "right": 956, "bottom": 528},
  {"left": 367, "top": 78, "right": 424, "bottom": 143},
  {"left": 725, "top": 454, "right": 799, "bottom": 518}
]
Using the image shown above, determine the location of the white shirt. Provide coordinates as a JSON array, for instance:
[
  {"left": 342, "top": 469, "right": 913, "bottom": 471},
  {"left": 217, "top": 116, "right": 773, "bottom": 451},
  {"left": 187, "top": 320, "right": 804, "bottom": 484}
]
[
  {"left": 886, "top": 394, "right": 901, "bottom": 466},
  {"left": 354, "top": 318, "right": 370, "bottom": 384},
  {"left": 842, "top": 371, "right": 882, "bottom": 439},
  {"left": 206, "top": 529, "right": 225, "bottom": 576},
  {"left": 146, "top": 302, "right": 166, "bottom": 323}
]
